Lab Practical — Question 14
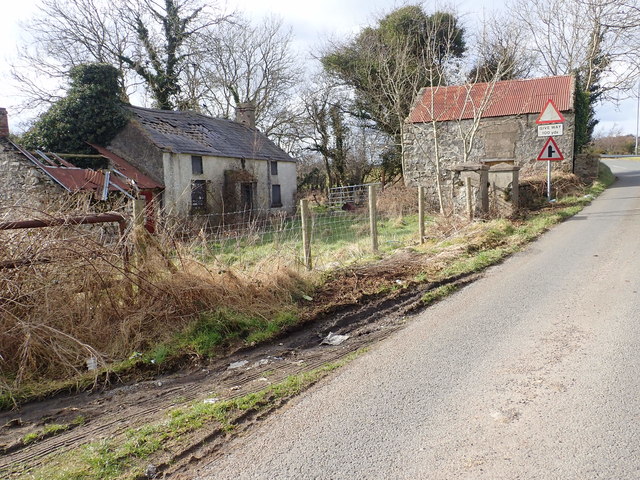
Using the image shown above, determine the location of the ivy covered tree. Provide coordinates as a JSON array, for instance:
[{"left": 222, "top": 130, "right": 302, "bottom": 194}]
[
  {"left": 574, "top": 73, "right": 600, "bottom": 154},
  {"left": 14, "top": 0, "right": 229, "bottom": 111},
  {"left": 21, "top": 63, "right": 129, "bottom": 157},
  {"left": 321, "top": 6, "right": 465, "bottom": 180}
]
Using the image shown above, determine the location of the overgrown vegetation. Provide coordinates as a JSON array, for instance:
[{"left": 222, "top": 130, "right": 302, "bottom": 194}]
[
  {"left": 20, "top": 64, "right": 129, "bottom": 159},
  {"left": 0, "top": 165, "right": 615, "bottom": 410}
]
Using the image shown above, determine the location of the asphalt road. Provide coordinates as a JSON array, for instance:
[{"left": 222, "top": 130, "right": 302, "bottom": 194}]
[{"left": 195, "top": 160, "right": 640, "bottom": 480}]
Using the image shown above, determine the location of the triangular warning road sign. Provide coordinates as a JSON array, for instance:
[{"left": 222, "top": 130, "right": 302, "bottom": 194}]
[
  {"left": 537, "top": 137, "right": 564, "bottom": 161},
  {"left": 536, "top": 99, "right": 565, "bottom": 124}
]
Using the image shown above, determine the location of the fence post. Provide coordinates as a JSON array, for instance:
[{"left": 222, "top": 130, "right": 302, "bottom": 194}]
[
  {"left": 465, "top": 177, "right": 473, "bottom": 220},
  {"left": 300, "top": 199, "right": 312, "bottom": 270},
  {"left": 133, "top": 198, "right": 146, "bottom": 229},
  {"left": 418, "top": 186, "right": 425, "bottom": 244},
  {"left": 369, "top": 185, "right": 378, "bottom": 252}
]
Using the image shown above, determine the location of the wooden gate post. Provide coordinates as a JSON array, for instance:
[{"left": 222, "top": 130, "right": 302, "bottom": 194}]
[{"left": 418, "top": 186, "right": 425, "bottom": 244}]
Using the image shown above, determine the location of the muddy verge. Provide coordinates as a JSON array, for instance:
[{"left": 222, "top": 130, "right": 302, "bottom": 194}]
[{"left": 0, "top": 250, "right": 482, "bottom": 478}]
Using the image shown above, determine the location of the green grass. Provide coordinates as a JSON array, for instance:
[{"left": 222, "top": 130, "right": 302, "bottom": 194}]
[
  {"left": 22, "top": 416, "right": 86, "bottom": 446},
  {"left": 420, "top": 284, "right": 459, "bottom": 306},
  {"left": 14, "top": 351, "right": 366, "bottom": 480},
  {"left": 178, "top": 308, "right": 298, "bottom": 355},
  {"left": 195, "top": 212, "right": 423, "bottom": 268}
]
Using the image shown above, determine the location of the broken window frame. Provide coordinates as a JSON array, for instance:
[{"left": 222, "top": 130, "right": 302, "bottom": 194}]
[{"left": 191, "top": 179, "right": 207, "bottom": 209}]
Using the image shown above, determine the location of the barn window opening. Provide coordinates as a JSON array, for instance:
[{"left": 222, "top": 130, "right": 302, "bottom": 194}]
[
  {"left": 270, "top": 161, "right": 278, "bottom": 176},
  {"left": 191, "top": 155, "right": 203, "bottom": 175}
]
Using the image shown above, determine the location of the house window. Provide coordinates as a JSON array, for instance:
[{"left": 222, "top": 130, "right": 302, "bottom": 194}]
[
  {"left": 191, "top": 155, "right": 203, "bottom": 175},
  {"left": 271, "top": 184, "right": 282, "bottom": 208},
  {"left": 191, "top": 180, "right": 207, "bottom": 208},
  {"left": 270, "top": 161, "right": 278, "bottom": 176}
]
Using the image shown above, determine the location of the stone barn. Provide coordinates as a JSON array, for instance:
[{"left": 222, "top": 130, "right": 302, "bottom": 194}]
[{"left": 403, "top": 75, "right": 583, "bottom": 212}]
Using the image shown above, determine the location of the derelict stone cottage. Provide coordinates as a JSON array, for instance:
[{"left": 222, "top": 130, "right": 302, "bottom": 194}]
[
  {"left": 107, "top": 104, "right": 297, "bottom": 217},
  {"left": 0, "top": 107, "right": 160, "bottom": 221},
  {"left": 402, "top": 75, "right": 591, "bottom": 212}
]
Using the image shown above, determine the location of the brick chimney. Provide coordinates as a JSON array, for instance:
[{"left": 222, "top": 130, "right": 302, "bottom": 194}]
[
  {"left": 235, "top": 102, "right": 256, "bottom": 129},
  {"left": 0, "top": 108, "right": 8, "bottom": 137}
]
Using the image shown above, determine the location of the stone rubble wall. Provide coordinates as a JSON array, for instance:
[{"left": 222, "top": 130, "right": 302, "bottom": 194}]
[
  {"left": 574, "top": 153, "right": 600, "bottom": 182},
  {"left": 0, "top": 138, "right": 64, "bottom": 219},
  {"left": 403, "top": 113, "right": 575, "bottom": 213}
]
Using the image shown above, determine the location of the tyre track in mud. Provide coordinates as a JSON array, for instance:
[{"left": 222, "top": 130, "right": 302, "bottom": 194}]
[{"left": 0, "top": 271, "right": 479, "bottom": 477}]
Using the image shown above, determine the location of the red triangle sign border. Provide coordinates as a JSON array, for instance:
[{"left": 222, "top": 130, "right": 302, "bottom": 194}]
[
  {"left": 536, "top": 99, "right": 565, "bottom": 125},
  {"left": 537, "top": 136, "right": 564, "bottom": 161}
]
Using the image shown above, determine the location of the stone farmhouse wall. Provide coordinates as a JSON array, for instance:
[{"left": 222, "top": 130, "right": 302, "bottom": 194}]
[
  {"left": 0, "top": 138, "right": 63, "bottom": 219},
  {"left": 403, "top": 113, "right": 575, "bottom": 212}
]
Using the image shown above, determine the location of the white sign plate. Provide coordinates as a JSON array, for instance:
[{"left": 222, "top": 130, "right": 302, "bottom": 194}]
[{"left": 538, "top": 124, "right": 563, "bottom": 137}]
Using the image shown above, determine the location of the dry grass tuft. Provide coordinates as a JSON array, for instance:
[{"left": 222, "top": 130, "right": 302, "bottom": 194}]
[
  {"left": 0, "top": 204, "right": 308, "bottom": 388},
  {"left": 377, "top": 184, "right": 419, "bottom": 217},
  {"left": 519, "top": 169, "right": 585, "bottom": 207}
]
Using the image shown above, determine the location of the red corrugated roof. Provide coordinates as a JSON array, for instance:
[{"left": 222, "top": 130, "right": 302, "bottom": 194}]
[
  {"left": 407, "top": 75, "right": 574, "bottom": 123},
  {"left": 42, "top": 166, "right": 133, "bottom": 194},
  {"left": 89, "top": 143, "right": 163, "bottom": 190}
]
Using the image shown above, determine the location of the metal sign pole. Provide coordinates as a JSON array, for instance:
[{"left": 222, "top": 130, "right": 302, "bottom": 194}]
[{"left": 547, "top": 160, "right": 552, "bottom": 201}]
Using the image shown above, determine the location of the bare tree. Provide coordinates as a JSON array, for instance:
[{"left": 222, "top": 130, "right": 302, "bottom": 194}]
[
  {"left": 12, "top": 0, "right": 231, "bottom": 112},
  {"left": 469, "top": 14, "right": 535, "bottom": 82},
  {"left": 321, "top": 6, "right": 466, "bottom": 182},
  {"left": 404, "top": 12, "right": 520, "bottom": 215},
  {"left": 184, "top": 15, "right": 303, "bottom": 137},
  {"left": 509, "top": 0, "right": 640, "bottom": 99}
]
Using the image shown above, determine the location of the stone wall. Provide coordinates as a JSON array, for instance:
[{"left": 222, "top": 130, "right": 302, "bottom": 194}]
[
  {"left": 0, "top": 138, "right": 64, "bottom": 218},
  {"left": 574, "top": 153, "right": 600, "bottom": 182},
  {"left": 403, "top": 113, "right": 575, "bottom": 212},
  {"left": 108, "top": 121, "right": 165, "bottom": 185}
]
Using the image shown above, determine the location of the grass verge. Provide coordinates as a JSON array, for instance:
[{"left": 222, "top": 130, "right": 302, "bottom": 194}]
[{"left": 8, "top": 350, "right": 366, "bottom": 480}]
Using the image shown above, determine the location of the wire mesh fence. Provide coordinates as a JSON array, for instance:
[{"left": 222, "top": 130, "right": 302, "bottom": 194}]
[{"left": 174, "top": 185, "right": 421, "bottom": 270}]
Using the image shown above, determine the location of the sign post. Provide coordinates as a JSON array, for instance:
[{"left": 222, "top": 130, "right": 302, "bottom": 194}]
[{"left": 536, "top": 100, "right": 565, "bottom": 201}]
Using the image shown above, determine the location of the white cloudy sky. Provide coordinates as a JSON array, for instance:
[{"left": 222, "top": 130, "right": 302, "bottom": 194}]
[{"left": 0, "top": 0, "right": 637, "bottom": 137}]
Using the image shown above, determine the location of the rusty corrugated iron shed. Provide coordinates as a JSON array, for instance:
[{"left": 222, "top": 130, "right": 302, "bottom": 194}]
[
  {"left": 40, "top": 165, "right": 130, "bottom": 194},
  {"left": 407, "top": 75, "right": 574, "bottom": 123}
]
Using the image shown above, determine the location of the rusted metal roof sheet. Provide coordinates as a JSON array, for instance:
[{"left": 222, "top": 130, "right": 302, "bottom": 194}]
[
  {"left": 126, "top": 105, "right": 296, "bottom": 162},
  {"left": 89, "top": 143, "right": 163, "bottom": 190},
  {"left": 407, "top": 75, "right": 574, "bottom": 123},
  {"left": 41, "top": 166, "right": 129, "bottom": 194}
]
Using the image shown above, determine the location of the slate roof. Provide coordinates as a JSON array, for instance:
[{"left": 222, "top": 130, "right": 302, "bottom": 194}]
[
  {"left": 407, "top": 75, "right": 574, "bottom": 123},
  {"left": 126, "top": 105, "right": 295, "bottom": 162}
]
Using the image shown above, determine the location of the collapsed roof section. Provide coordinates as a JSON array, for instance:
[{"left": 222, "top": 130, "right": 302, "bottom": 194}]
[
  {"left": 8, "top": 139, "right": 163, "bottom": 200},
  {"left": 126, "top": 105, "right": 296, "bottom": 162}
]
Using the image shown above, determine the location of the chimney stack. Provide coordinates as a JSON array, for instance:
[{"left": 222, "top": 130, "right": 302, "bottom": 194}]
[
  {"left": 0, "top": 108, "right": 8, "bottom": 137},
  {"left": 235, "top": 102, "right": 256, "bottom": 129}
]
